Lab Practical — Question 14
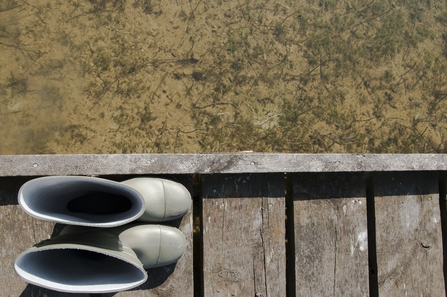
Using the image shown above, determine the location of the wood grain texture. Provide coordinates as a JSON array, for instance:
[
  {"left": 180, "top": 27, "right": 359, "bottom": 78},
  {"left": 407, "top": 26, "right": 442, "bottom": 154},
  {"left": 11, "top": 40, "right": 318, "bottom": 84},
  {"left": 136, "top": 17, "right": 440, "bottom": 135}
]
[
  {"left": 293, "top": 172, "right": 369, "bottom": 296},
  {"left": 374, "top": 172, "right": 445, "bottom": 296},
  {"left": 2, "top": 154, "right": 447, "bottom": 176},
  {"left": 202, "top": 173, "right": 286, "bottom": 297}
]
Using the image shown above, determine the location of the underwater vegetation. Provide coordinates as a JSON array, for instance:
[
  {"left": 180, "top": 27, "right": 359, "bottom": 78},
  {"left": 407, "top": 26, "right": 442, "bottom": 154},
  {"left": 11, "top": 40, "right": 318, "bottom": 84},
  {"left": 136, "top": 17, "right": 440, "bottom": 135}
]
[{"left": 1, "top": 0, "right": 447, "bottom": 154}]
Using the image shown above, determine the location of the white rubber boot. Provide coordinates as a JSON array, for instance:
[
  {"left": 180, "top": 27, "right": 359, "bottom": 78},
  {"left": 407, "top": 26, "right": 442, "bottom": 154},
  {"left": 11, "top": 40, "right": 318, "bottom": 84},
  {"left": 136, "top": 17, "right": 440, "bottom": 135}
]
[
  {"left": 19, "top": 176, "right": 191, "bottom": 227},
  {"left": 15, "top": 224, "right": 186, "bottom": 293},
  {"left": 121, "top": 178, "right": 191, "bottom": 222}
]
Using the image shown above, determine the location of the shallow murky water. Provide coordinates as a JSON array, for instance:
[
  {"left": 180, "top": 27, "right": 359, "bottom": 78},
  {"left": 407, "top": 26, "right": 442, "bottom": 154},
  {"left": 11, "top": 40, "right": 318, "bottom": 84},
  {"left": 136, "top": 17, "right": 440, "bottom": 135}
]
[{"left": 1, "top": 0, "right": 447, "bottom": 154}]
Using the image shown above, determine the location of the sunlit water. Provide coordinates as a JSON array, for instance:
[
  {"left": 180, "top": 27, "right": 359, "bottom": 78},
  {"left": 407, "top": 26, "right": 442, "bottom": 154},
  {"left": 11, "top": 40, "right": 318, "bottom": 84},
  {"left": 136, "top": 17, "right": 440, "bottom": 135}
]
[{"left": 1, "top": 0, "right": 446, "bottom": 154}]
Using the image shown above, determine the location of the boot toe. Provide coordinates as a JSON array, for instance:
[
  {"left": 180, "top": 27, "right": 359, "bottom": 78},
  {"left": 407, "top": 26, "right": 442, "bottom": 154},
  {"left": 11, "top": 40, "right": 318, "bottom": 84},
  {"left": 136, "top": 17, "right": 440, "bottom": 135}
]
[
  {"left": 158, "top": 225, "right": 187, "bottom": 267},
  {"left": 122, "top": 178, "right": 191, "bottom": 222},
  {"left": 118, "top": 224, "right": 187, "bottom": 269},
  {"left": 162, "top": 179, "right": 192, "bottom": 221}
]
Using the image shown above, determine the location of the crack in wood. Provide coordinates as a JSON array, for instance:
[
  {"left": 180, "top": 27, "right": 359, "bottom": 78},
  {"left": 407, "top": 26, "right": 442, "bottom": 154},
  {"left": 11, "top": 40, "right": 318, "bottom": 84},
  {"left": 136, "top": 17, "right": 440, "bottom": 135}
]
[{"left": 260, "top": 200, "right": 268, "bottom": 297}]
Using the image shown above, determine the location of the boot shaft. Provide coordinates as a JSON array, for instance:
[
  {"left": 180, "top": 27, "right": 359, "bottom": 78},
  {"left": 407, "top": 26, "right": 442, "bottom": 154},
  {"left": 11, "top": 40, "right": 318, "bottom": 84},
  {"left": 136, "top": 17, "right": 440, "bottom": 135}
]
[
  {"left": 15, "top": 224, "right": 187, "bottom": 293},
  {"left": 19, "top": 176, "right": 191, "bottom": 227}
]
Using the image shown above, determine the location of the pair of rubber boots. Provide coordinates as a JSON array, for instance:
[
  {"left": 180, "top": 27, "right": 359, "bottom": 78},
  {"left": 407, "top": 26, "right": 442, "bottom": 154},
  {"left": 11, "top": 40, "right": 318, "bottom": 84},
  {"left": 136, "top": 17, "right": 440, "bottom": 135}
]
[{"left": 14, "top": 176, "right": 191, "bottom": 293}]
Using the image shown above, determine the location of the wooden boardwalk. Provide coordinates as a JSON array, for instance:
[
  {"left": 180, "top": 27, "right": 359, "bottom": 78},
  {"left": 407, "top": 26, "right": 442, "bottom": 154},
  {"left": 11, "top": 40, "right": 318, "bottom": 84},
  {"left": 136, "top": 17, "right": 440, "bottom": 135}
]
[{"left": 1, "top": 154, "right": 446, "bottom": 296}]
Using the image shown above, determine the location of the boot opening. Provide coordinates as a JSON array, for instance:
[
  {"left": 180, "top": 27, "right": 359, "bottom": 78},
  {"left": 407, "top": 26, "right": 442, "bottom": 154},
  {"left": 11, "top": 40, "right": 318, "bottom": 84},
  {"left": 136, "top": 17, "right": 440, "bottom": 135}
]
[
  {"left": 19, "top": 177, "right": 145, "bottom": 226},
  {"left": 16, "top": 248, "right": 146, "bottom": 292},
  {"left": 67, "top": 192, "right": 132, "bottom": 215}
]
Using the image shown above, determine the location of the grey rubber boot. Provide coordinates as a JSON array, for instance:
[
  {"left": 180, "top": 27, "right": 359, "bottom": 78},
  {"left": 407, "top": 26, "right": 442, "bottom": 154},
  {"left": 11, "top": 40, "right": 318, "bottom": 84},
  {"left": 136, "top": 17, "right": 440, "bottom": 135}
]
[
  {"left": 19, "top": 176, "right": 191, "bottom": 227},
  {"left": 121, "top": 178, "right": 191, "bottom": 222},
  {"left": 15, "top": 224, "right": 187, "bottom": 293}
]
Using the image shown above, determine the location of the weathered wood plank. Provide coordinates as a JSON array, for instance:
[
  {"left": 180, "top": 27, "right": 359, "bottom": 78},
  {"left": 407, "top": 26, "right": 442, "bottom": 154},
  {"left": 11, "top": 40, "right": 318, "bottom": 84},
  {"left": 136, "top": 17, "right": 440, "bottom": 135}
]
[
  {"left": 1, "top": 154, "right": 447, "bottom": 176},
  {"left": 293, "top": 172, "right": 369, "bottom": 296},
  {"left": 202, "top": 173, "right": 286, "bottom": 297},
  {"left": 374, "top": 172, "right": 445, "bottom": 296}
]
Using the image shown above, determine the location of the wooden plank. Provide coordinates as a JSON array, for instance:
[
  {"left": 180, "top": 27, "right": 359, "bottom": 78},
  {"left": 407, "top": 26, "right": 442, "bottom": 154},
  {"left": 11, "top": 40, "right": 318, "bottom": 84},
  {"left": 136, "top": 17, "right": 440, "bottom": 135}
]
[
  {"left": 202, "top": 173, "right": 286, "bottom": 297},
  {"left": 374, "top": 172, "right": 445, "bottom": 296},
  {"left": 293, "top": 172, "right": 369, "bottom": 296},
  {"left": 2, "top": 154, "right": 447, "bottom": 176},
  {"left": 0, "top": 177, "right": 83, "bottom": 297}
]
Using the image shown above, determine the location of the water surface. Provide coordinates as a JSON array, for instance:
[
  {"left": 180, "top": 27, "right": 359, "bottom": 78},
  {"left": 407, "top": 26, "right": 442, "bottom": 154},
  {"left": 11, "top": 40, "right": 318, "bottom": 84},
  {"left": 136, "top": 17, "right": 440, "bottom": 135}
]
[{"left": 1, "top": 0, "right": 446, "bottom": 154}]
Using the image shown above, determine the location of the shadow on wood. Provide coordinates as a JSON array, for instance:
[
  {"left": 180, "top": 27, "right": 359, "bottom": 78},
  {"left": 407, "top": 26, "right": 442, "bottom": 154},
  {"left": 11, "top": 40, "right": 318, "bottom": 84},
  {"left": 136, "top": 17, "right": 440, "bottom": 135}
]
[
  {"left": 102, "top": 263, "right": 178, "bottom": 297},
  {"left": 0, "top": 176, "right": 36, "bottom": 206}
]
